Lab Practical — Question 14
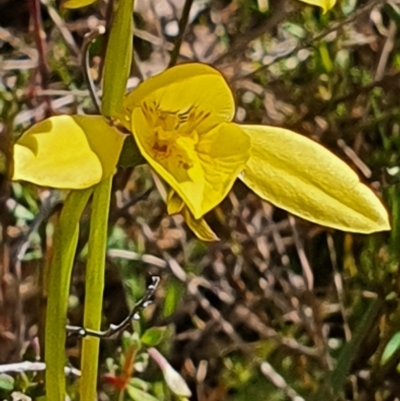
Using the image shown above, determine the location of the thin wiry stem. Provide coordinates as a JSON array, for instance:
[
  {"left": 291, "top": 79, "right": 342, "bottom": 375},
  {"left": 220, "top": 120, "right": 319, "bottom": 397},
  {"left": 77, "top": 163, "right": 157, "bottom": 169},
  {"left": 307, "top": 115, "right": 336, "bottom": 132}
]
[
  {"left": 168, "top": 0, "right": 194, "bottom": 68},
  {"left": 66, "top": 276, "right": 160, "bottom": 338},
  {"left": 82, "top": 26, "right": 105, "bottom": 114}
]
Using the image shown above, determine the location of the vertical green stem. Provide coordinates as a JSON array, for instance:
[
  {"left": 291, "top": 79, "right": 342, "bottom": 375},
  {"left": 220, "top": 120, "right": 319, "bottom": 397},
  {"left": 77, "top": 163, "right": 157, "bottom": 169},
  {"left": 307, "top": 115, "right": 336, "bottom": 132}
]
[
  {"left": 45, "top": 189, "right": 92, "bottom": 401},
  {"left": 101, "top": 0, "right": 134, "bottom": 117},
  {"left": 79, "top": 176, "right": 113, "bottom": 401},
  {"left": 78, "top": 0, "right": 134, "bottom": 397}
]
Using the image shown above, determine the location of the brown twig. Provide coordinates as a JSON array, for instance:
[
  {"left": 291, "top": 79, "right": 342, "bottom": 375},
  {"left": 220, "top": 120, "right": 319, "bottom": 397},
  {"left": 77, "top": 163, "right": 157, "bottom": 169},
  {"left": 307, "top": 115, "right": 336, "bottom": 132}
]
[
  {"left": 375, "top": 19, "right": 397, "bottom": 82},
  {"left": 327, "top": 233, "right": 351, "bottom": 342},
  {"left": 29, "top": 0, "right": 52, "bottom": 115},
  {"left": 0, "top": 27, "right": 38, "bottom": 61},
  {"left": 168, "top": 0, "right": 194, "bottom": 68},
  {"left": 260, "top": 362, "right": 306, "bottom": 401},
  {"left": 288, "top": 215, "right": 314, "bottom": 291},
  {"left": 40, "top": 0, "right": 80, "bottom": 57}
]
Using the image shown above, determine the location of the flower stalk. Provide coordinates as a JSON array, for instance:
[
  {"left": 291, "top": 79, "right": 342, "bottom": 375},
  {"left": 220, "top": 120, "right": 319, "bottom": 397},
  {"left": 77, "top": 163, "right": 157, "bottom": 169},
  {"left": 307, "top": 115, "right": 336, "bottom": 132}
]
[
  {"left": 45, "top": 189, "right": 92, "bottom": 401},
  {"left": 79, "top": 176, "right": 113, "bottom": 401}
]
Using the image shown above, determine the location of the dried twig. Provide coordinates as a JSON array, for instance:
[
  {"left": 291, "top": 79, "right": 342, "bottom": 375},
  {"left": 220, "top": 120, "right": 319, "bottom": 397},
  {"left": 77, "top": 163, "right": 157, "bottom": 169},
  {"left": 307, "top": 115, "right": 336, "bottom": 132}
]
[
  {"left": 260, "top": 362, "right": 305, "bottom": 401},
  {"left": 40, "top": 0, "right": 80, "bottom": 56},
  {"left": 375, "top": 19, "right": 397, "bottom": 81},
  {"left": 29, "top": 0, "right": 52, "bottom": 114},
  {"left": 66, "top": 276, "right": 160, "bottom": 338},
  {"left": 327, "top": 233, "right": 351, "bottom": 342},
  {"left": 0, "top": 361, "right": 81, "bottom": 377}
]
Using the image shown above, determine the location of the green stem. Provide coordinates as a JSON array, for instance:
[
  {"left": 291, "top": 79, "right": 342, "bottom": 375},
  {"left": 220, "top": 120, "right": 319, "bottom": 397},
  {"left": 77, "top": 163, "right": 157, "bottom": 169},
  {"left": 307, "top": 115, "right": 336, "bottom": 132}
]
[
  {"left": 77, "top": 0, "right": 134, "bottom": 395},
  {"left": 101, "top": 0, "right": 134, "bottom": 117},
  {"left": 45, "top": 189, "right": 92, "bottom": 401},
  {"left": 79, "top": 176, "right": 113, "bottom": 401}
]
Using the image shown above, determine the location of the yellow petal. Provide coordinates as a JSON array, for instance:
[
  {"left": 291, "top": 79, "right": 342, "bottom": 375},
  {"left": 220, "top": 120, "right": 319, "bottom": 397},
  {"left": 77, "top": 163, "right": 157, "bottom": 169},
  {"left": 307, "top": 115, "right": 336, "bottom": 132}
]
[
  {"left": 132, "top": 108, "right": 249, "bottom": 218},
  {"left": 182, "top": 208, "right": 219, "bottom": 242},
  {"left": 167, "top": 191, "right": 219, "bottom": 241},
  {"left": 124, "top": 63, "right": 235, "bottom": 133},
  {"left": 297, "top": 0, "right": 336, "bottom": 13},
  {"left": 13, "top": 115, "right": 125, "bottom": 189},
  {"left": 239, "top": 125, "right": 390, "bottom": 233},
  {"left": 167, "top": 190, "right": 185, "bottom": 215},
  {"left": 62, "top": 0, "right": 97, "bottom": 8}
]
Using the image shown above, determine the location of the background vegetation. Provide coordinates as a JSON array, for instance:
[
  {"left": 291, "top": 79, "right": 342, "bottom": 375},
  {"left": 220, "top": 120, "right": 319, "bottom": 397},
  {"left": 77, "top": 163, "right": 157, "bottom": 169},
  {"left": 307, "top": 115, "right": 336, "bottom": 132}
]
[{"left": 1, "top": 0, "right": 400, "bottom": 400}]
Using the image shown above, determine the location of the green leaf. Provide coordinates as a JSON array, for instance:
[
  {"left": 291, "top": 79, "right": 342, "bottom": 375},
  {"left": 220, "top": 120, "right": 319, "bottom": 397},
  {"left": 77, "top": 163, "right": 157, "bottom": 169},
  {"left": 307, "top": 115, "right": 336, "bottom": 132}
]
[
  {"left": 240, "top": 125, "right": 390, "bottom": 234},
  {"left": 319, "top": 42, "right": 333, "bottom": 73},
  {"left": 163, "top": 279, "right": 185, "bottom": 318},
  {"left": 0, "top": 374, "right": 14, "bottom": 391},
  {"left": 381, "top": 332, "right": 400, "bottom": 366},
  {"left": 126, "top": 386, "right": 159, "bottom": 401},
  {"left": 102, "top": 0, "right": 134, "bottom": 117},
  {"left": 0, "top": 151, "right": 6, "bottom": 174},
  {"left": 13, "top": 115, "right": 125, "bottom": 189},
  {"left": 384, "top": 2, "right": 400, "bottom": 27},
  {"left": 330, "top": 299, "right": 382, "bottom": 394},
  {"left": 6, "top": 199, "right": 35, "bottom": 221},
  {"left": 62, "top": 0, "right": 97, "bottom": 9},
  {"left": 129, "top": 377, "right": 151, "bottom": 392},
  {"left": 141, "top": 327, "right": 167, "bottom": 347}
]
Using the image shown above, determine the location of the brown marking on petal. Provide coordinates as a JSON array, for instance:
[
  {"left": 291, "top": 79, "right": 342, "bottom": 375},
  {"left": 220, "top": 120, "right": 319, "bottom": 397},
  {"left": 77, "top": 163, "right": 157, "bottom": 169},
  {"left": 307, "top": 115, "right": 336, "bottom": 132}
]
[
  {"left": 177, "top": 157, "right": 193, "bottom": 170},
  {"left": 153, "top": 142, "right": 169, "bottom": 154}
]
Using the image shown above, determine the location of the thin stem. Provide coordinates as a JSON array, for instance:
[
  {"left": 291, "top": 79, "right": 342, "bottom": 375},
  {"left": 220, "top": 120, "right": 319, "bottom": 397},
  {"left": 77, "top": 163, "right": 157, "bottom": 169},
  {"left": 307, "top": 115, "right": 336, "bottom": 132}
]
[
  {"left": 67, "top": 276, "right": 160, "bottom": 338},
  {"left": 45, "top": 189, "right": 92, "bottom": 401},
  {"left": 168, "top": 0, "right": 194, "bottom": 68},
  {"left": 79, "top": 176, "right": 112, "bottom": 401},
  {"left": 82, "top": 26, "right": 106, "bottom": 114},
  {"left": 29, "top": 0, "right": 52, "bottom": 114},
  {"left": 98, "top": 0, "right": 115, "bottom": 84}
]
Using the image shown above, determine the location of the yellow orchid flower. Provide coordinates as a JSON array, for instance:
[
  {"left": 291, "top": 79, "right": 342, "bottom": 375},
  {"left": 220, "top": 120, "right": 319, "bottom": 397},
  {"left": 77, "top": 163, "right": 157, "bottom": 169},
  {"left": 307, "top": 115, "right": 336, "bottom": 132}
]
[
  {"left": 124, "top": 63, "right": 251, "bottom": 220},
  {"left": 12, "top": 63, "right": 389, "bottom": 237},
  {"left": 124, "top": 63, "right": 390, "bottom": 235}
]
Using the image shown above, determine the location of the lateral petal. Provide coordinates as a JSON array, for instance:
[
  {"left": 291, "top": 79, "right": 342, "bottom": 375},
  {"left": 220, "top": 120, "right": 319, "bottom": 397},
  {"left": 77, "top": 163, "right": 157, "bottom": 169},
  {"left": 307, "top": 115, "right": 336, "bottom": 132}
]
[
  {"left": 240, "top": 125, "right": 390, "bottom": 233},
  {"left": 13, "top": 115, "right": 125, "bottom": 189}
]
